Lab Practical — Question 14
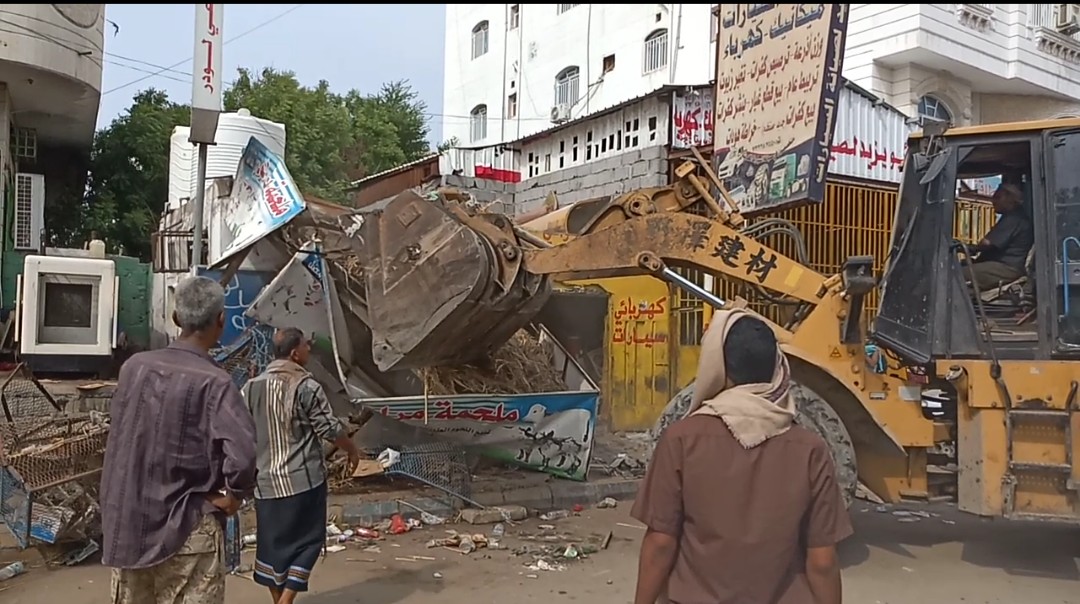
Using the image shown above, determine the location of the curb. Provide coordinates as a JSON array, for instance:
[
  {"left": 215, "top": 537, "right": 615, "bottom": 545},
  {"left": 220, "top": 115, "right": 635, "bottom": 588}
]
[{"left": 339, "top": 477, "right": 640, "bottom": 526}]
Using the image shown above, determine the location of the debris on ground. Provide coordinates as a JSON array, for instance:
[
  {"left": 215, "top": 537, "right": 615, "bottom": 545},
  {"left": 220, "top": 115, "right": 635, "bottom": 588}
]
[
  {"left": 539, "top": 510, "right": 574, "bottom": 521},
  {"left": 417, "top": 329, "right": 566, "bottom": 395},
  {"left": 0, "top": 561, "right": 26, "bottom": 582},
  {"left": 596, "top": 497, "right": 618, "bottom": 509},
  {"left": 462, "top": 505, "right": 528, "bottom": 525}
]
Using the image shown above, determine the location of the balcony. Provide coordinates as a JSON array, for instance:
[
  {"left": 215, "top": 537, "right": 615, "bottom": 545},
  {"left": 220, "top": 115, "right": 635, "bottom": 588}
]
[{"left": 846, "top": 4, "right": 1080, "bottom": 106}]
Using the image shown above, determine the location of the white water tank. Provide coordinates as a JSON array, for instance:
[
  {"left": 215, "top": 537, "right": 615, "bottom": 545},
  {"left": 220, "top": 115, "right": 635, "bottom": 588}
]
[
  {"left": 190, "top": 108, "right": 288, "bottom": 186},
  {"left": 168, "top": 126, "right": 196, "bottom": 210}
]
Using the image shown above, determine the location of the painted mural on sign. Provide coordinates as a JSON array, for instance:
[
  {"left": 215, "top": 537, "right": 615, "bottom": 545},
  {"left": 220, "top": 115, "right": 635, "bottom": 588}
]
[
  {"left": 195, "top": 267, "right": 272, "bottom": 348},
  {"left": 244, "top": 241, "right": 355, "bottom": 371},
  {"left": 715, "top": 3, "right": 849, "bottom": 214},
  {"left": 212, "top": 137, "right": 306, "bottom": 267},
  {"left": 368, "top": 389, "right": 599, "bottom": 481}
]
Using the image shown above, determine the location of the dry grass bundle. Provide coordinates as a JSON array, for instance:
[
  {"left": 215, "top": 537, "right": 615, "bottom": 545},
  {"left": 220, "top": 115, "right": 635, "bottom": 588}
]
[{"left": 417, "top": 329, "right": 566, "bottom": 396}]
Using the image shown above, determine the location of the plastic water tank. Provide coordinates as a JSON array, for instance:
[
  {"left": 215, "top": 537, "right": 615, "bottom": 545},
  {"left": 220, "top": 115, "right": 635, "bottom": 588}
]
[
  {"left": 190, "top": 108, "right": 288, "bottom": 187},
  {"left": 87, "top": 239, "right": 106, "bottom": 258},
  {"left": 168, "top": 126, "right": 196, "bottom": 210}
]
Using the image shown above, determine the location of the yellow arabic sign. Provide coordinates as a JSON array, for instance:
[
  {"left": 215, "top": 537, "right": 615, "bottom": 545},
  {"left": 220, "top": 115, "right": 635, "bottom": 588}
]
[{"left": 714, "top": 4, "right": 848, "bottom": 214}]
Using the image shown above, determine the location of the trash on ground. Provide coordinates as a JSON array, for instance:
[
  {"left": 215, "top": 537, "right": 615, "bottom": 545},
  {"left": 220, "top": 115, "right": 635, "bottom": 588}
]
[
  {"left": 539, "top": 510, "right": 572, "bottom": 521},
  {"left": 0, "top": 562, "right": 26, "bottom": 582},
  {"left": 596, "top": 497, "right": 617, "bottom": 509}
]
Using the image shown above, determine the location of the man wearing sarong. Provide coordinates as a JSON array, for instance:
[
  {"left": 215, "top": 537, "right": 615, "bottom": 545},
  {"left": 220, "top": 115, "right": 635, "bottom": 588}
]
[
  {"left": 101, "top": 275, "right": 257, "bottom": 604},
  {"left": 632, "top": 309, "right": 853, "bottom": 604},
  {"left": 242, "top": 327, "right": 361, "bottom": 603}
]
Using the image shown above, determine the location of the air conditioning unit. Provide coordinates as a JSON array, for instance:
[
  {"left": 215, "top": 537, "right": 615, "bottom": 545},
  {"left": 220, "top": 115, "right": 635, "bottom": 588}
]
[
  {"left": 550, "top": 104, "right": 571, "bottom": 123},
  {"left": 16, "top": 254, "right": 119, "bottom": 374},
  {"left": 13, "top": 172, "right": 45, "bottom": 251},
  {"left": 1056, "top": 4, "right": 1080, "bottom": 36}
]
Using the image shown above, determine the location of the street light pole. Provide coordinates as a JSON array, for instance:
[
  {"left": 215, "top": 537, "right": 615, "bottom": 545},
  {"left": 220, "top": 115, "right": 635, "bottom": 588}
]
[{"left": 189, "top": 3, "right": 224, "bottom": 271}]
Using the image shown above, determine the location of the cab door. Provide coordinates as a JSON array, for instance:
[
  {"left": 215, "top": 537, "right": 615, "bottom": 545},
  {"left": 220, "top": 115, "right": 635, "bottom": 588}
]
[{"left": 1042, "top": 128, "right": 1080, "bottom": 352}]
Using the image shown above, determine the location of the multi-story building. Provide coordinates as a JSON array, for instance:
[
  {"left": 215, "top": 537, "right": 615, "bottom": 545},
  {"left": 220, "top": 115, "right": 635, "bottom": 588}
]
[
  {"left": 443, "top": 3, "right": 1080, "bottom": 146},
  {"left": 0, "top": 4, "right": 104, "bottom": 297}
]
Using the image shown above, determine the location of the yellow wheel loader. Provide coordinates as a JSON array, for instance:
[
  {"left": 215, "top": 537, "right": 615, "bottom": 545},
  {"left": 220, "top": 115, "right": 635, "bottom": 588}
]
[{"left": 353, "top": 119, "right": 1080, "bottom": 523}]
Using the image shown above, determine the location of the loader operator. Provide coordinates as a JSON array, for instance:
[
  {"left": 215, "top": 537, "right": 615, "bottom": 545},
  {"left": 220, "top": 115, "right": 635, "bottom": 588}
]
[{"left": 966, "top": 182, "right": 1034, "bottom": 293}]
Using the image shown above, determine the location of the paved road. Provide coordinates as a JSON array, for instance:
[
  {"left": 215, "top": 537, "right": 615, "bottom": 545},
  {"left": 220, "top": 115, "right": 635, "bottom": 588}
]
[{"left": 2, "top": 502, "right": 1079, "bottom": 603}]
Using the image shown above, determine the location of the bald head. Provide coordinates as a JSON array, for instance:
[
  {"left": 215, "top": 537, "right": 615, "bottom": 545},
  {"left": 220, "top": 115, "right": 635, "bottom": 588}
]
[{"left": 273, "top": 327, "right": 309, "bottom": 362}]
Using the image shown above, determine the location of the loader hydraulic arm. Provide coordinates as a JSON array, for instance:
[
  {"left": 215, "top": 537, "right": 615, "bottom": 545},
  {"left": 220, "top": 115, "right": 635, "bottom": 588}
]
[
  {"left": 523, "top": 211, "right": 829, "bottom": 306},
  {"left": 518, "top": 158, "right": 834, "bottom": 308}
]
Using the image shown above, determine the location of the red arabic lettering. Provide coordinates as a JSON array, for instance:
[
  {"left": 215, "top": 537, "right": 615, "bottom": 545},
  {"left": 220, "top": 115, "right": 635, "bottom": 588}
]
[
  {"left": 375, "top": 401, "right": 521, "bottom": 424},
  {"left": 673, "top": 95, "right": 714, "bottom": 149},
  {"left": 265, "top": 185, "right": 290, "bottom": 218},
  {"left": 829, "top": 137, "right": 907, "bottom": 172},
  {"left": 611, "top": 296, "right": 668, "bottom": 348},
  {"left": 205, "top": 4, "right": 220, "bottom": 36}
]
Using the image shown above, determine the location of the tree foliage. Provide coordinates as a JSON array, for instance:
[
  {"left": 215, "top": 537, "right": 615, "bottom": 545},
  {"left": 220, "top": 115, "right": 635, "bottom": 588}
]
[{"left": 81, "top": 67, "right": 433, "bottom": 259}]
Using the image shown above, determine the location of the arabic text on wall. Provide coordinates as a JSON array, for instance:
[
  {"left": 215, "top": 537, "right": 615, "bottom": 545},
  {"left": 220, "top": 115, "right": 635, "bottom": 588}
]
[
  {"left": 672, "top": 91, "right": 715, "bottom": 149},
  {"left": 612, "top": 296, "right": 669, "bottom": 348}
]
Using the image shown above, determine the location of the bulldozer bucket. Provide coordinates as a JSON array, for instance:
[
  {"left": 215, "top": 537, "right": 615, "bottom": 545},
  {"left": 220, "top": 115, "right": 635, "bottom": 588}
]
[{"left": 357, "top": 190, "right": 552, "bottom": 372}]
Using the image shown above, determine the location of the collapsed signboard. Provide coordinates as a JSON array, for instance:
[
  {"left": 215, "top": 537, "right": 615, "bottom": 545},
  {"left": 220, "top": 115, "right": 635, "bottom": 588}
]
[
  {"left": 211, "top": 137, "right": 307, "bottom": 267},
  {"left": 365, "top": 334, "right": 599, "bottom": 481},
  {"left": 714, "top": 3, "right": 849, "bottom": 214},
  {"left": 245, "top": 241, "right": 601, "bottom": 480}
]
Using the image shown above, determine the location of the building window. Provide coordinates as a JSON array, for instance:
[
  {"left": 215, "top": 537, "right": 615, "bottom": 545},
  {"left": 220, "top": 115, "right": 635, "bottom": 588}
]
[
  {"left": 643, "top": 28, "right": 669, "bottom": 74},
  {"left": 554, "top": 66, "right": 580, "bottom": 107},
  {"left": 506, "top": 93, "right": 518, "bottom": 119},
  {"left": 602, "top": 54, "right": 616, "bottom": 74},
  {"left": 557, "top": 4, "right": 580, "bottom": 15},
  {"left": 917, "top": 95, "right": 952, "bottom": 124},
  {"left": 470, "top": 104, "right": 488, "bottom": 142},
  {"left": 471, "top": 21, "right": 489, "bottom": 59},
  {"left": 509, "top": 4, "right": 520, "bottom": 29}
]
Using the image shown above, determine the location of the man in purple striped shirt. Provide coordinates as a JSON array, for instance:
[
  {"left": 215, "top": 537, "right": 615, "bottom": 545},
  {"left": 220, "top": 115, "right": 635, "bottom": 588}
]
[{"left": 99, "top": 276, "right": 257, "bottom": 604}]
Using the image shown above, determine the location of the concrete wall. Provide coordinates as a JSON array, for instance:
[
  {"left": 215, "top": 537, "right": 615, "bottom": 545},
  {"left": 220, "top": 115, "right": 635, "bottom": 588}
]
[{"left": 443, "top": 145, "right": 668, "bottom": 217}]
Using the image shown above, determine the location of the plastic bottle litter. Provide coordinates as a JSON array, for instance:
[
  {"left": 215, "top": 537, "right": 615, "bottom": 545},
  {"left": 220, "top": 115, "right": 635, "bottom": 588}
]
[
  {"left": 539, "top": 510, "right": 570, "bottom": 521},
  {"left": 355, "top": 527, "right": 380, "bottom": 539},
  {"left": 492, "top": 523, "right": 505, "bottom": 537},
  {"left": 0, "top": 561, "right": 25, "bottom": 582}
]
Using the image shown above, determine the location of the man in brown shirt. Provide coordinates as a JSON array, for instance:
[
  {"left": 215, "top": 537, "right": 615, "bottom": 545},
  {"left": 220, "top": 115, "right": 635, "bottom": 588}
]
[
  {"left": 632, "top": 309, "right": 853, "bottom": 604},
  {"left": 100, "top": 276, "right": 258, "bottom": 604}
]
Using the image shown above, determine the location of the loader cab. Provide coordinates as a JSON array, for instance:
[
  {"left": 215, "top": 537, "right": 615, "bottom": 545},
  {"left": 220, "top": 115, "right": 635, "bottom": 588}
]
[{"left": 873, "top": 121, "right": 1080, "bottom": 364}]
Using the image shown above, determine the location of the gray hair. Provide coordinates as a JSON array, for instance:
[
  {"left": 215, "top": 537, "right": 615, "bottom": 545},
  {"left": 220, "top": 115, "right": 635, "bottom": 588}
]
[{"left": 173, "top": 276, "right": 226, "bottom": 332}]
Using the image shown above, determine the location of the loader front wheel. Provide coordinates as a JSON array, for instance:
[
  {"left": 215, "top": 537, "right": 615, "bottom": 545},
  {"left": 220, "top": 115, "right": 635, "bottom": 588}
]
[{"left": 649, "top": 381, "right": 858, "bottom": 508}]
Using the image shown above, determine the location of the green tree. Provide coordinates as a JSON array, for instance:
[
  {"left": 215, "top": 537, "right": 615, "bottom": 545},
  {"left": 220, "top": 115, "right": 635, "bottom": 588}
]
[
  {"left": 224, "top": 67, "right": 354, "bottom": 199},
  {"left": 83, "top": 68, "right": 433, "bottom": 259},
  {"left": 83, "top": 89, "right": 190, "bottom": 259}
]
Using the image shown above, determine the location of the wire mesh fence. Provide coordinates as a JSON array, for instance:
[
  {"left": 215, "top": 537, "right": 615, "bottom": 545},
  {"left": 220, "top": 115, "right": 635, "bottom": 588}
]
[
  {"left": 0, "top": 364, "right": 108, "bottom": 549},
  {"left": 366, "top": 442, "right": 477, "bottom": 508}
]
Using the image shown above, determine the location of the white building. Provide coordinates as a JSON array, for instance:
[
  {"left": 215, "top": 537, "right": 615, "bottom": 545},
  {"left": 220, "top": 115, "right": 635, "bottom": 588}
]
[
  {"left": 443, "top": 3, "right": 1080, "bottom": 146},
  {"left": 0, "top": 4, "right": 104, "bottom": 291}
]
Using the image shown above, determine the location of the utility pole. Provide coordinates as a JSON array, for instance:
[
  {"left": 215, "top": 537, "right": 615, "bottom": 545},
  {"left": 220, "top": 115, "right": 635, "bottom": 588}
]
[{"left": 189, "top": 4, "right": 224, "bottom": 271}]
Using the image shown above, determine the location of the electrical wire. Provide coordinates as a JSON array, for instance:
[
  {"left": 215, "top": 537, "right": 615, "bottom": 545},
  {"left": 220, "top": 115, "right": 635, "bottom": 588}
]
[{"left": 103, "top": 4, "right": 306, "bottom": 97}]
